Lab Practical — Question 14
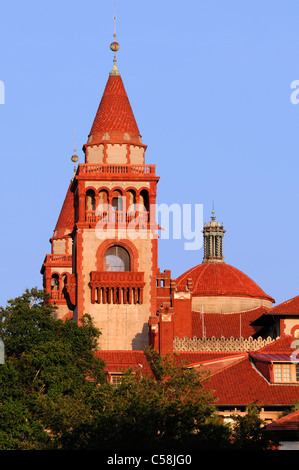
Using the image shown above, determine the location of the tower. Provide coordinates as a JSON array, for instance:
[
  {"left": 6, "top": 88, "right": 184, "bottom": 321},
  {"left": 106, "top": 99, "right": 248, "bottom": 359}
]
[{"left": 41, "top": 28, "right": 160, "bottom": 350}]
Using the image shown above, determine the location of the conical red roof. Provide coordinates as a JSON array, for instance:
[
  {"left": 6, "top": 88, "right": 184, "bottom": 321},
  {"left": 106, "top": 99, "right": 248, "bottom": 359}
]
[
  {"left": 54, "top": 184, "right": 74, "bottom": 237},
  {"left": 87, "top": 74, "right": 142, "bottom": 146}
]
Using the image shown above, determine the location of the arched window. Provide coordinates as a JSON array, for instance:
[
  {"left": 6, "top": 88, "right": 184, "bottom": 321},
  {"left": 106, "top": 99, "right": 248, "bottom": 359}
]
[
  {"left": 104, "top": 246, "right": 130, "bottom": 272},
  {"left": 139, "top": 189, "right": 149, "bottom": 212},
  {"left": 86, "top": 189, "right": 96, "bottom": 211},
  {"left": 98, "top": 189, "right": 108, "bottom": 205},
  {"left": 51, "top": 273, "right": 60, "bottom": 291},
  {"left": 127, "top": 190, "right": 136, "bottom": 211},
  {"left": 112, "top": 190, "right": 123, "bottom": 212}
]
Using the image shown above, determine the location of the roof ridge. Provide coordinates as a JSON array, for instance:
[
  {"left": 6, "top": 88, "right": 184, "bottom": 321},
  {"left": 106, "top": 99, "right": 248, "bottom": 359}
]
[{"left": 206, "top": 354, "right": 248, "bottom": 377}]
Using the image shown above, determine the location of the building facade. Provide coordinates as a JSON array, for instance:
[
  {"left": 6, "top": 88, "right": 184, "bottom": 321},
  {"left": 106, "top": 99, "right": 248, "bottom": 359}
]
[{"left": 41, "top": 37, "right": 299, "bottom": 424}]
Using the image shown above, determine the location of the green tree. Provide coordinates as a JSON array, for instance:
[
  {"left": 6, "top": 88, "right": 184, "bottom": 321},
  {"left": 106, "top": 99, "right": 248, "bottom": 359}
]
[
  {"left": 59, "top": 347, "right": 231, "bottom": 450},
  {"left": 0, "top": 288, "right": 106, "bottom": 449},
  {"left": 230, "top": 403, "right": 278, "bottom": 450}
]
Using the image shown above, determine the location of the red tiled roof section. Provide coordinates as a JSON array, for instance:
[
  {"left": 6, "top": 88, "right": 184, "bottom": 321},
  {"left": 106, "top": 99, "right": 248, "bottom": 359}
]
[
  {"left": 176, "top": 263, "right": 274, "bottom": 302},
  {"left": 95, "top": 350, "right": 153, "bottom": 375},
  {"left": 255, "top": 335, "right": 295, "bottom": 354},
  {"left": 269, "top": 294, "right": 299, "bottom": 315},
  {"left": 202, "top": 355, "right": 299, "bottom": 406},
  {"left": 54, "top": 184, "right": 75, "bottom": 237},
  {"left": 266, "top": 410, "right": 299, "bottom": 431},
  {"left": 191, "top": 307, "right": 268, "bottom": 338},
  {"left": 88, "top": 74, "right": 142, "bottom": 145}
]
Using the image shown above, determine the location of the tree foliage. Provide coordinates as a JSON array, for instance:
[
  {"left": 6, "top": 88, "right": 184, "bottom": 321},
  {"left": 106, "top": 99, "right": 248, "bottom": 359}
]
[
  {"left": 230, "top": 403, "right": 278, "bottom": 450},
  {"left": 0, "top": 288, "right": 105, "bottom": 449},
  {"left": 59, "top": 348, "right": 231, "bottom": 450},
  {"left": 0, "top": 288, "right": 278, "bottom": 451}
]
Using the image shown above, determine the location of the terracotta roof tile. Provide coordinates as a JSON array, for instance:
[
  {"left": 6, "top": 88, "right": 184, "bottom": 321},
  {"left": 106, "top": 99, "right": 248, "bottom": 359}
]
[
  {"left": 95, "top": 350, "right": 299, "bottom": 407},
  {"left": 266, "top": 410, "right": 299, "bottom": 431},
  {"left": 191, "top": 307, "right": 268, "bottom": 338},
  {"left": 269, "top": 295, "right": 299, "bottom": 315},
  {"left": 256, "top": 335, "right": 295, "bottom": 354},
  {"left": 176, "top": 263, "right": 274, "bottom": 303},
  {"left": 201, "top": 355, "right": 299, "bottom": 406},
  {"left": 54, "top": 184, "right": 75, "bottom": 237},
  {"left": 87, "top": 74, "right": 142, "bottom": 145},
  {"left": 95, "top": 350, "right": 153, "bottom": 375}
]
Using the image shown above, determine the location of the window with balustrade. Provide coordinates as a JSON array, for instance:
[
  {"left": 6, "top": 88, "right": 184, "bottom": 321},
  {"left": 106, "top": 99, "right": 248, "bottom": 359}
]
[{"left": 90, "top": 244, "right": 145, "bottom": 305}]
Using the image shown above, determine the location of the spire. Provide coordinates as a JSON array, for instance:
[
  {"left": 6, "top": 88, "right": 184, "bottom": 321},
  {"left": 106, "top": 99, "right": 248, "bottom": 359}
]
[
  {"left": 83, "top": 15, "right": 145, "bottom": 158},
  {"left": 71, "top": 128, "right": 79, "bottom": 174},
  {"left": 110, "top": 13, "right": 120, "bottom": 76},
  {"left": 202, "top": 205, "right": 226, "bottom": 264},
  {"left": 85, "top": 19, "right": 142, "bottom": 147}
]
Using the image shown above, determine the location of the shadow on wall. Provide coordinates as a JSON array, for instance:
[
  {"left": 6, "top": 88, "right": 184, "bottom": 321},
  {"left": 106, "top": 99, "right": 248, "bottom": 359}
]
[{"left": 132, "top": 323, "right": 149, "bottom": 351}]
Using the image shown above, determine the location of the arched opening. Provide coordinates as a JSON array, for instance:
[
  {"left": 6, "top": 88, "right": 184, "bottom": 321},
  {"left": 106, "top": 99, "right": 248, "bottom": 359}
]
[
  {"left": 98, "top": 189, "right": 109, "bottom": 205},
  {"left": 139, "top": 189, "right": 149, "bottom": 212},
  {"left": 86, "top": 189, "right": 96, "bottom": 211},
  {"left": 61, "top": 273, "right": 67, "bottom": 299},
  {"left": 138, "top": 189, "right": 149, "bottom": 224},
  {"left": 51, "top": 273, "right": 60, "bottom": 300},
  {"left": 104, "top": 245, "right": 130, "bottom": 272},
  {"left": 127, "top": 189, "right": 136, "bottom": 211},
  {"left": 112, "top": 189, "right": 123, "bottom": 211},
  {"left": 51, "top": 273, "right": 60, "bottom": 291},
  {"left": 85, "top": 189, "right": 96, "bottom": 223}
]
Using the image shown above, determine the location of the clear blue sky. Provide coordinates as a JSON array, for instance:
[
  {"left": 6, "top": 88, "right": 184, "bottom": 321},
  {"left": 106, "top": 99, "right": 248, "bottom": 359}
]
[{"left": 1, "top": 0, "right": 299, "bottom": 308}]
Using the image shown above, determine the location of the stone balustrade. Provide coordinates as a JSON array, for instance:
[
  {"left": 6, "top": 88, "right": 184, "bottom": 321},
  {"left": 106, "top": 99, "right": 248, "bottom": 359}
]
[{"left": 173, "top": 335, "right": 277, "bottom": 352}]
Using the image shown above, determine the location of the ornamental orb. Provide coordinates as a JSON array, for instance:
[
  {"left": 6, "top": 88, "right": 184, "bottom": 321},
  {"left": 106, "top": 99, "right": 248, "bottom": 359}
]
[
  {"left": 71, "top": 153, "right": 79, "bottom": 163},
  {"left": 110, "top": 41, "right": 120, "bottom": 52}
]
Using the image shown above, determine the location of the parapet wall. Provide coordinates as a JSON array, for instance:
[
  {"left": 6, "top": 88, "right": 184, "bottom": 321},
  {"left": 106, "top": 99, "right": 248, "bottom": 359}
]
[{"left": 173, "top": 335, "right": 277, "bottom": 352}]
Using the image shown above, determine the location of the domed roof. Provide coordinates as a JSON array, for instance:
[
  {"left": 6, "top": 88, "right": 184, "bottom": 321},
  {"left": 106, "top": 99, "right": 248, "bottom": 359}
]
[{"left": 176, "top": 263, "right": 274, "bottom": 302}]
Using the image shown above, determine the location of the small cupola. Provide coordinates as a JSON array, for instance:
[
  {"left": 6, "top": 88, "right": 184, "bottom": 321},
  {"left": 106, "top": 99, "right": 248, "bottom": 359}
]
[{"left": 202, "top": 208, "right": 225, "bottom": 263}]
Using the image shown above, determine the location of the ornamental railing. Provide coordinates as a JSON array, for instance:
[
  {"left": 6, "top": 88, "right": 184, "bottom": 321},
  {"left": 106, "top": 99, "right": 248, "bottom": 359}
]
[
  {"left": 89, "top": 271, "right": 145, "bottom": 305},
  {"left": 85, "top": 210, "right": 149, "bottom": 225},
  {"left": 43, "top": 254, "right": 72, "bottom": 265},
  {"left": 78, "top": 164, "right": 156, "bottom": 176}
]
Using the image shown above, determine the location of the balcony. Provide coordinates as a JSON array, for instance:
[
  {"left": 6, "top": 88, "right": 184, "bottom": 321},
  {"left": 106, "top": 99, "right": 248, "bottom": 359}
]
[
  {"left": 76, "top": 164, "right": 157, "bottom": 181},
  {"left": 89, "top": 271, "right": 145, "bottom": 305},
  {"left": 50, "top": 290, "right": 66, "bottom": 301},
  {"left": 41, "top": 254, "right": 72, "bottom": 275},
  {"left": 43, "top": 254, "right": 72, "bottom": 265},
  {"left": 85, "top": 210, "right": 149, "bottom": 226}
]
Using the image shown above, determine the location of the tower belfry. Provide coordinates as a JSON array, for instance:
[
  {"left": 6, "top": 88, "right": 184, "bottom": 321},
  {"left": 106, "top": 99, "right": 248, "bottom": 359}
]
[{"left": 41, "top": 28, "right": 160, "bottom": 351}]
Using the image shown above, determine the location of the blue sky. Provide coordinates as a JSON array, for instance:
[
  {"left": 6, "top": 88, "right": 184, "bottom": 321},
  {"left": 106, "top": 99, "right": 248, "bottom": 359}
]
[{"left": 1, "top": 0, "right": 299, "bottom": 307}]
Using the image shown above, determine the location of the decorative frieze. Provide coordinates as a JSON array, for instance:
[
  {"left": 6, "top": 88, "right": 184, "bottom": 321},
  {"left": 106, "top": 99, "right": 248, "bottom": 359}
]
[{"left": 173, "top": 335, "right": 277, "bottom": 352}]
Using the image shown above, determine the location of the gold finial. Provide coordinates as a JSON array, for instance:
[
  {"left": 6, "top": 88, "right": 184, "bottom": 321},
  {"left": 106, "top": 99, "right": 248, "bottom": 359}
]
[
  {"left": 71, "top": 128, "right": 79, "bottom": 173},
  {"left": 211, "top": 201, "right": 216, "bottom": 220},
  {"left": 110, "top": 10, "right": 120, "bottom": 75}
]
